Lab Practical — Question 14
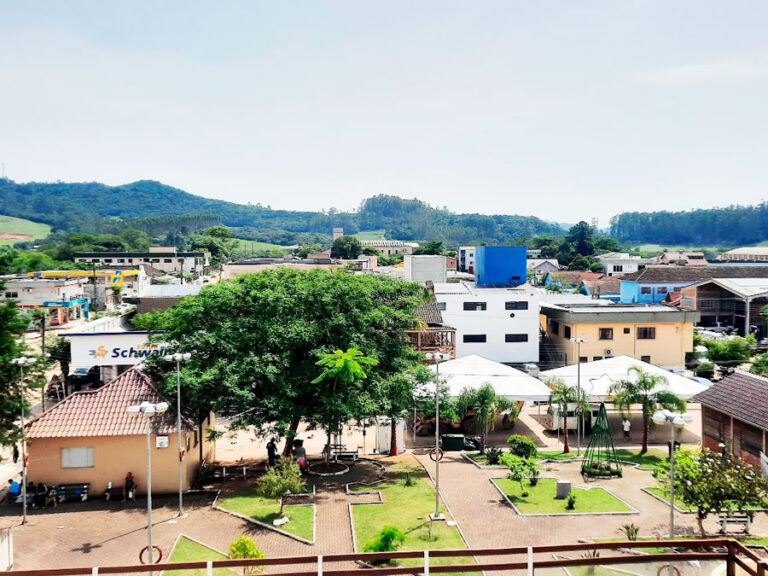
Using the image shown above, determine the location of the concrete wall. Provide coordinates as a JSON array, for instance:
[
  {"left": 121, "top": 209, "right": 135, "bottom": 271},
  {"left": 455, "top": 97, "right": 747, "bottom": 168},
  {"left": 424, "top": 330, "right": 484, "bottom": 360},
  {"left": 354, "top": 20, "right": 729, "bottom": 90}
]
[{"left": 404, "top": 255, "right": 447, "bottom": 284}]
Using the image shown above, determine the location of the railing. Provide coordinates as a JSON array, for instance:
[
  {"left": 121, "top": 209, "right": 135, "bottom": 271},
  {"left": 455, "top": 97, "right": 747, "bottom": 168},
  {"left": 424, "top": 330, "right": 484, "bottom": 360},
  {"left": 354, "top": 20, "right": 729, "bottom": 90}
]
[{"left": 0, "top": 538, "right": 760, "bottom": 576}]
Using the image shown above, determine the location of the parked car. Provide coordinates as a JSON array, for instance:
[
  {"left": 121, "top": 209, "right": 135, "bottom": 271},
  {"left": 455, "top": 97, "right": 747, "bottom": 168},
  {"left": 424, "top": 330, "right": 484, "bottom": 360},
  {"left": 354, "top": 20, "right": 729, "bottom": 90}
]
[{"left": 68, "top": 366, "right": 101, "bottom": 391}]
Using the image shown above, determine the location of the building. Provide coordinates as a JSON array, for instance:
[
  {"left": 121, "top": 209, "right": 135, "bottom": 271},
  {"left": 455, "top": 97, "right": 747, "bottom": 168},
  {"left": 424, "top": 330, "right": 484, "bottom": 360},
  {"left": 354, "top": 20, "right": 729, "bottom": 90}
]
[
  {"left": 25, "top": 366, "right": 215, "bottom": 494},
  {"left": 579, "top": 276, "right": 621, "bottom": 301},
  {"left": 540, "top": 302, "right": 699, "bottom": 372},
  {"left": 332, "top": 227, "right": 344, "bottom": 240},
  {"left": 655, "top": 251, "right": 708, "bottom": 266},
  {"left": 404, "top": 255, "right": 447, "bottom": 284},
  {"left": 458, "top": 246, "right": 476, "bottom": 274},
  {"left": 527, "top": 259, "right": 559, "bottom": 274},
  {"left": 596, "top": 252, "right": 652, "bottom": 277},
  {"left": 358, "top": 240, "right": 418, "bottom": 257},
  {"left": 619, "top": 265, "right": 768, "bottom": 304},
  {"left": 475, "top": 246, "right": 527, "bottom": 288},
  {"left": 719, "top": 246, "right": 768, "bottom": 263},
  {"left": 404, "top": 282, "right": 456, "bottom": 358},
  {"left": 693, "top": 371, "right": 768, "bottom": 468},
  {"left": 679, "top": 278, "right": 768, "bottom": 337},
  {"left": 544, "top": 271, "right": 604, "bottom": 290},
  {"left": 445, "top": 256, "right": 458, "bottom": 271},
  {"left": 74, "top": 247, "right": 210, "bottom": 277},
  {"left": 433, "top": 281, "right": 539, "bottom": 365},
  {"left": 133, "top": 283, "right": 204, "bottom": 315},
  {"left": 0, "top": 276, "right": 89, "bottom": 325}
]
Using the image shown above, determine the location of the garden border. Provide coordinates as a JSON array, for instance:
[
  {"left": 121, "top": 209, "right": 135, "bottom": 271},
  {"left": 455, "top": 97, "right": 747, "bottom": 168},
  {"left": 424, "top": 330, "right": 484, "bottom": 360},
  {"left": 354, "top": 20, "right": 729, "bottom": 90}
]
[
  {"left": 212, "top": 487, "right": 317, "bottom": 545},
  {"left": 490, "top": 476, "right": 639, "bottom": 517}
]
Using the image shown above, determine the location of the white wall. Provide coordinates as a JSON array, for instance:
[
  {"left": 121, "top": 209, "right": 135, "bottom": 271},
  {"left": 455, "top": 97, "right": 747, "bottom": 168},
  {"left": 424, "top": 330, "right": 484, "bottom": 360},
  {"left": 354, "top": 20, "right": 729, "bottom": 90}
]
[
  {"left": 0, "top": 279, "right": 87, "bottom": 306},
  {"left": 435, "top": 287, "right": 539, "bottom": 364},
  {"left": 404, "top": 255, "right": 447, "bottom": 284}
]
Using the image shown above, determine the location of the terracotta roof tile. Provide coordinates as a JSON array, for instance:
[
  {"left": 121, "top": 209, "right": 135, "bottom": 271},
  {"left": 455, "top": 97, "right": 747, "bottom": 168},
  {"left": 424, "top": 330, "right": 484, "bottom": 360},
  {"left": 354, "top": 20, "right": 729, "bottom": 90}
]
[
  {"left": 26, "top": 366, "right": 192, "bottom": 439},
  {"left": 621, "top": 265, "right": 768, "bottom": 283},
  {"left": 693, "top": 371, "right": 768, "bottom": 431}
]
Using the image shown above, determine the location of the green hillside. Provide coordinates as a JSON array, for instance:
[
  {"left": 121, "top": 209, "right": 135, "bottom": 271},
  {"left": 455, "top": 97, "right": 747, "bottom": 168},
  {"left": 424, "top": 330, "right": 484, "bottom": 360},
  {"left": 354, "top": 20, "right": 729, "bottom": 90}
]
[{"left": 0, "top": 215, "right": 51, "bottom": 246}]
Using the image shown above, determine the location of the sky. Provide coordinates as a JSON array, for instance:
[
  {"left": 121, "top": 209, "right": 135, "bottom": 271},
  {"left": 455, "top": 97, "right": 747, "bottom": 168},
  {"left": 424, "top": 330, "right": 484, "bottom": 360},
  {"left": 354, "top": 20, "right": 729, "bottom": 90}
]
[{"left": 1, "top": 1, "right": 767, "bottom": 225}]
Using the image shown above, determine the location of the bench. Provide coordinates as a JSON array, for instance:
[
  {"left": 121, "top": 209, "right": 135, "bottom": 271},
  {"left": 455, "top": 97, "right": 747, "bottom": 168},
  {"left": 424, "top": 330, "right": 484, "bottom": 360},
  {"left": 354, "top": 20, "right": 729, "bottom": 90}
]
[
  {"left": 719, "top": 512, "right": 751, "bottom": 534},
  {"left": 54, "top": 483, "right": 90, "bottom": 503},
  {"left": 332, "top": 449, "right": 359, "bottom": 464}
]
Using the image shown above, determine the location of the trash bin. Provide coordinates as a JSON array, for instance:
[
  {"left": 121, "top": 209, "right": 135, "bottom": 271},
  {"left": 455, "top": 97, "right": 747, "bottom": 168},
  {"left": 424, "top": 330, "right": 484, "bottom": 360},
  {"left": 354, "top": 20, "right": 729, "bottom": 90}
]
[
  {"left": 555, "top": 480, "right": 571, "bottom": 499},
  {"left": 441, "top": 434, "right": 465, "bottom": 452}
]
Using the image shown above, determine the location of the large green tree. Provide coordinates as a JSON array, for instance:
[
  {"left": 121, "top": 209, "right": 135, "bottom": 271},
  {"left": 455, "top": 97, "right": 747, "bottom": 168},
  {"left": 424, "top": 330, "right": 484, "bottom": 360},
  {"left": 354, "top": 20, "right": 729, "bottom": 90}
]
[
  {"left": 135, "top": 269, "right": 427, "bottom": 452},
  {"left": 330, "top": 235, "right": 362, "bottom": 259}
]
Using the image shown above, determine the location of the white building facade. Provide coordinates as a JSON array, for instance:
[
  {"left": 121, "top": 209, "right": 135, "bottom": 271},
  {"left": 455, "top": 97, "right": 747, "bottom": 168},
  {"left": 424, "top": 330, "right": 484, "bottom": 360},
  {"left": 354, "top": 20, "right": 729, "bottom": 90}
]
[
  {"left": 433, "top": 282, "right": 539, "bottom": 365},
  {"left": 597, "top": 252, "right": 652, "bottom": 277},
  {"left": 458, "top": 246, "right": 476, "bottom": 273},
  {"left": 74, "top": 247, "right": 210, "bottom": 276}
]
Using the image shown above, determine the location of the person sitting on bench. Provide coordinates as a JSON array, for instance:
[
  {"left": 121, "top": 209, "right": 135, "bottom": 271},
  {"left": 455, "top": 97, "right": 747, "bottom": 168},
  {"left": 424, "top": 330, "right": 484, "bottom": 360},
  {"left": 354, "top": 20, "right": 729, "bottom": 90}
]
[
  {"left": 2, "top": 479, "right": 21, "bottom": 505},
  {"left": 122, "top": 472, "right": 137, "bottom": 502}
]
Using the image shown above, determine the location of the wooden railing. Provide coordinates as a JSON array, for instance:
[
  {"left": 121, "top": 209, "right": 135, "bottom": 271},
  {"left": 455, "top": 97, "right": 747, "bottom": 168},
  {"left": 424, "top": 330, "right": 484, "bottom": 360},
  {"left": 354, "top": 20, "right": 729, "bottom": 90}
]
[{"left": 0, "top": 538, "right": 760, "bottom": 576}]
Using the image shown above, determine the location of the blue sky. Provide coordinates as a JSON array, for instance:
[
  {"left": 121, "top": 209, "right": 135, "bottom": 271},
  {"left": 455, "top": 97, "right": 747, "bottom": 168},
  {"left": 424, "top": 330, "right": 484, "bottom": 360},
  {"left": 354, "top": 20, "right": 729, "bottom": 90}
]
[{"left": 1, "top": 1, "right": 767, "bottom": 224}]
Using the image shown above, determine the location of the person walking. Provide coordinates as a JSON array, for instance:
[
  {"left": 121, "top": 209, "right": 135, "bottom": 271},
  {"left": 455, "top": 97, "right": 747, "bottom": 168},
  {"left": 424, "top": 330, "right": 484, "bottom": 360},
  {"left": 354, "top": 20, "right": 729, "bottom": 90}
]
[
  {"left": 12, "top": 444, "right": 19, "bottom": 464},
  {"left": 622, "top": 417, "right": 631, "bottom": 441},
  {"left": 266, "top": 438, "right": 279, "bottom": 467}
]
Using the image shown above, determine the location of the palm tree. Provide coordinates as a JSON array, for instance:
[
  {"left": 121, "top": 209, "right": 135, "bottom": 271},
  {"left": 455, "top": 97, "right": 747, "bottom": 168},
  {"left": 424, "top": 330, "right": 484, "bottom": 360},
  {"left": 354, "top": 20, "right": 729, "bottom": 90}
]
[
  {"left": 548, "top": 380, "right": 578, "bottom": 454},
  {"left": 472, "top": 384, "right": 515, "bottom": 452},
  {"left": 610, "top": 366, "right": 685, "bottom": 454},
  {"left": 313, "top": 347, "right": 378, "bottom": 465}
]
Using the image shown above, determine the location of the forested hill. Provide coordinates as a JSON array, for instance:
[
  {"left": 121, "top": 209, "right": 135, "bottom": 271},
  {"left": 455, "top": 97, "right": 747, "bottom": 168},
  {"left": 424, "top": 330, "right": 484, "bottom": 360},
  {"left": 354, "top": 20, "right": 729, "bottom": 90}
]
[
  {"left": 0, "top": 178, "right": 562, "bottom": 244},
  {"left": 610, "top": 203, "right": 768, "bottom": 245}
]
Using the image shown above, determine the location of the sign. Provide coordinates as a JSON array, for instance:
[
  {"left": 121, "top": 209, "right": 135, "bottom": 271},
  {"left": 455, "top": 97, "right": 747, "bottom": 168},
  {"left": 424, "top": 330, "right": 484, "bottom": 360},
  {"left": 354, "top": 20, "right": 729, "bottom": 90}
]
[
  {"left": 69, "top": 332, "right": 168, "bottom": 367},
  {"left": 156, "top": 436, "right": 169, "bottom": 448},
  {"left": 109, "top": 270, "right": 124, "bottom": 287}
]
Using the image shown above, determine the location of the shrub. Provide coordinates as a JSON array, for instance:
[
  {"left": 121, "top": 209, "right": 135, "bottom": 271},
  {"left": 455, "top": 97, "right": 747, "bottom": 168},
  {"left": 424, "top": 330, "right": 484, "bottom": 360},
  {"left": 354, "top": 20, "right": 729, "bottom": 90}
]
[
  {"left": 695, "top": 362, "right": 715, "bottom": 377},
  {"left": 363, "top": 526, "right": 406, "bottom": 552},
  {"left": 404, "top": 472, "right": 414, "bottom": 487},
  {"left": 229, "top": 536, "right": 265, "bottom": 575},
  {"left": 751, "top": 354, "right": 768, "bottom": 377},
  {"left": 256, "top": 458, "right": 306, "bottom": 514},
  {"left": 485, "top": 447, "right": 503, "bottom": 465},
  {"left": 507, "top": 435, "right": 538, "bottom": 459},
  {"left": 566, "top": 494, "right": 576, "bottom": 510},
  {"left": 619, "top": 523, "right": 639, "bottom": 541}
]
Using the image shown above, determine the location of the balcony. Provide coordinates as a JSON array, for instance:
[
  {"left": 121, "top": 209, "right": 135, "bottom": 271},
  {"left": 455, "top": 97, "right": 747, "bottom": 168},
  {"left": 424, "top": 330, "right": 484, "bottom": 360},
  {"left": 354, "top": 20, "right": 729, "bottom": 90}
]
[{"left": 405, "top": 327, "right": 456, "bottom": 359}]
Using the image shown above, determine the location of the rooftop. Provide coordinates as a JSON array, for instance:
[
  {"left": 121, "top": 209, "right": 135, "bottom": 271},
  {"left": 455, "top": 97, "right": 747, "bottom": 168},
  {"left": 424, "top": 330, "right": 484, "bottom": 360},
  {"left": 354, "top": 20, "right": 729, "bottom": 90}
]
[
  {"left": 359, "top": 240, "right": 419, "bottom": 247},
  {"left": 74, "top": 251, "right": 208, "bottom": 258},
  {"left": 581, "top": 276, "right": 621, "bottom": 294},
  {"left": 693, "top": 371, "right": 768, "bottom": 431},
  {"left": 721, "top": 246, "right": 768, "bottom": 256},
  {"left": 621, "top": 265, "right": 768, "bottom": 283},
  {"left": 432, "top": 281, "right": 537, "bottom": 296},
  {"left": 541, "top": 302, "right": 688, "bottom": 314}
]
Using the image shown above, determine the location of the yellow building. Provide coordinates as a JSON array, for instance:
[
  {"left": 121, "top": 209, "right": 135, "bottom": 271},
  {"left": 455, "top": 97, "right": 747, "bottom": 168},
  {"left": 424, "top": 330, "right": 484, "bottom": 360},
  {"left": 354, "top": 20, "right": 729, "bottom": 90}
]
[{"left": 540, "top": 303, "right": 699, "bottom": 372}]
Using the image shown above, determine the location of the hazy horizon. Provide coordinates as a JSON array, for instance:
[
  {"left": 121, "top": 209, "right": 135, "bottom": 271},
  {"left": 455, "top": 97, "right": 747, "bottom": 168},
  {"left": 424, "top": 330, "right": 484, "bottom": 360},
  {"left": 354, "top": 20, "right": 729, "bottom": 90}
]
[{"left": 2, "top": 1, "right": 767, "bottom": 226}]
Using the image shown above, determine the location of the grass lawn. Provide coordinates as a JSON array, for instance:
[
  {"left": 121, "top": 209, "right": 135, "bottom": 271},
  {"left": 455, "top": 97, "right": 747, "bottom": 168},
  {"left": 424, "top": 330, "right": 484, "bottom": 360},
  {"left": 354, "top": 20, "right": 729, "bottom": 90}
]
[
  {"left": 537, "top": 448, "right": 667, "bottom": 467},
  {"left": 495, "top": 478, "right": 633, "bottom": 514},
  {"left": 233, "top": 238, "right": 289, "bottom": 253},
  {"left": 165, "top": 536, "right": 232, "bottom": 576},
  {"left": 0, "top": 215, "right": 51, "bottom": 245},
  {"left": 217, "top": 494, "right": 314, "bottom": 541},
  {"left": 350, "top": 461, "right": 469, "bottom": 569},
  {"left": 354, "top": 230, "right": 387, "bottom": 241}
]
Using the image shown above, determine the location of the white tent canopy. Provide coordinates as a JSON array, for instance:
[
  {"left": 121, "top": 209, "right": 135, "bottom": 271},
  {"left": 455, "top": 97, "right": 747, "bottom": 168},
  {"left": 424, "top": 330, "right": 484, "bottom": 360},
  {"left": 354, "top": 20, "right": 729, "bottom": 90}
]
[
  {"left": 539, "top": 355, "right": 707, "bottom": 400},
  {"left": 429, "top": 354, "right": 552, "bottom": 401}
]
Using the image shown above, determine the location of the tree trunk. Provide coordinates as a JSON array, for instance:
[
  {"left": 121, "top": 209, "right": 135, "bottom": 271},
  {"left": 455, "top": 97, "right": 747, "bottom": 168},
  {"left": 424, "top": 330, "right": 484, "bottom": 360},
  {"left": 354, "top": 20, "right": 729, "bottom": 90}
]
[
  {"left": 390, "top": 416, "right": 398, "bottom": 456},
  {"left": 697, "top": 516, "right": 706, "bottom": 537},
  {"left": 563, "top": 414, "right": 570, "bottom": 453},
  {"left": 326, "top": 426, "right": 332, "bottom": 465},
  {"left": 641, "top": 416, "right": 649, "bottom": 454},
  {"left": 282, "top": 417, "right": 299, "bottom": 457}
]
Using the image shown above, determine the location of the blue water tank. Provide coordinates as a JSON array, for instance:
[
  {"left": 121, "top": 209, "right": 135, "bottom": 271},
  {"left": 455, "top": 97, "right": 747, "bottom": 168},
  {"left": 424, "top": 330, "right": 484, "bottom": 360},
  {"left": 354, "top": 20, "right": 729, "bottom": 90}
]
[{"left": 475, "top": 246, "right": 527, "bottom": 287}]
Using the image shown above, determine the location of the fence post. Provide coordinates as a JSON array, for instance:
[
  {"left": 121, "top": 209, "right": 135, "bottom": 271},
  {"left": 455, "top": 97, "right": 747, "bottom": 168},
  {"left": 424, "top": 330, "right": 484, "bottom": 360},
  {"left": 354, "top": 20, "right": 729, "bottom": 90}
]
[
  {"left": 317, "top": 554, "right": 323, "bottom": 576},
  {"left": 758, "top": 560, "right": 767, "bottom": 576},
  {"left": 92, "top": 568, "right": 98, "bottom": 576},
  {"left": 207, "top": 560, "right": 213, "bottom": 576},
  {"left": 424, "top": 550, "right": 430, "bottom": 576},
  {"left": 726, "top": 541, "right": 736, "bottom": 576},
  {"left": 528, "top": 546, "right": 534, "bottom": 576}
]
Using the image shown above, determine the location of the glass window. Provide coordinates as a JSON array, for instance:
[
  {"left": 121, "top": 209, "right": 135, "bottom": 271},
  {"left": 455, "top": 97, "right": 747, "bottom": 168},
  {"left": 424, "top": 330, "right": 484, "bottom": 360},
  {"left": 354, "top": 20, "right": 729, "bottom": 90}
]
[
  {"left": 593, "top": 356, "right": 603, "bottom": 361},
  {"left": 505, "top": 301, "right": 529, "bottom": 310},
  {"left": 164, "top": 259, "right": 173, "bottom": 263},
  {"left": 641, "top": 287, "right": 652, "bottom": 295},
  {"left": 599, "top": 328, "right": 613, "bottom": 340},
  {"left": 463, "top": 334, "right": 487, "bottom": 343},
  {"left": 61, "top": 447, "right": 94, "bottom": 468},
  {"left": 437, "top": 302, "right": 446, "bottom": 311},
  {"left": 637, "top": 327, "right": 656, "bottom": 339},
  {"left": 4, "top": 291, "right": 18, "bottom": 298},
  {"left": 623, "top": 327, "right": 631, "bottom": 334},
  {"left": 463, "top": 302, "right": 487, "bottom": 311},
  {"left": 564, "top": 325, "right": 571, "bottom": 339},
  {"left": 579, "top": 356, "right": 588, "bottom": 363},
  {"left": 641, "top": 355, "right": 651, "bottom": 363},
  {"left": 613, "top": 265, "right": 623, "bottom": 272},
  {"left": 505, "top": 334, "right": 529, "bottom": 343},
  {"left": 657, "top": 287, "right": 668, "bottom": 295}
]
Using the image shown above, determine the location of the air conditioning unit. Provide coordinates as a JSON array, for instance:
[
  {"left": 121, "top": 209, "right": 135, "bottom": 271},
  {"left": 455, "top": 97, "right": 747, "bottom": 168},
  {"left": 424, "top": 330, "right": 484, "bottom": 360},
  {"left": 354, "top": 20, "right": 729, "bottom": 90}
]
[{"left": 604, "top": 348, "right": 614, "bottom": 356}]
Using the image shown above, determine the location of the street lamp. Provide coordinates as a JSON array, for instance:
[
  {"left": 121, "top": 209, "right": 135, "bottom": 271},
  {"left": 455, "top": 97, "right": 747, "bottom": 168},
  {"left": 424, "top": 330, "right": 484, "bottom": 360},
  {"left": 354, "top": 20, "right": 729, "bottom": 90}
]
[
  {"left": 425, "top": 351, "right": 450, "bottom": 521},
  {"left": 11, "top": 356, "right": 35, "bottom": 525},
  {"left": 569, "top": 337, "right": 588, "bottom": 455},
  {"left": 127, "top": 401, "right": 169, "bottom": 569},
  {"left": 651, "top": 409, "right": 693, "bottom": 538},
  {"left": 163, "top": 352, "right": 192, "bottom": 517}
]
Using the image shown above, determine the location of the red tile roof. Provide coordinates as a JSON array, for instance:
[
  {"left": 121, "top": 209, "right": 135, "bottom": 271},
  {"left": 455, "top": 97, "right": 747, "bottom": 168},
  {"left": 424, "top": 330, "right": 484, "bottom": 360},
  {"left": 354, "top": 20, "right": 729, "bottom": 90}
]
[
  {"left": 581, "top": 276, "right": 621, "bottom": 295},
  {"left": 547, "top": 271, "right": 604, "bottom": 286},
  {"left": 26, "top": 367, "right": 193, "bottom": 439}
]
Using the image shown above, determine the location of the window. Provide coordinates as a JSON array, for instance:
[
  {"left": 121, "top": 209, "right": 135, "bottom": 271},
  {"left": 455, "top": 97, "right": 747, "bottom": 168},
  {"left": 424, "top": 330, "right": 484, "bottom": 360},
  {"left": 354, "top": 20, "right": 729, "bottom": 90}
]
[
  {"left": 613, "top": 265, "right": 623, "bottom": 272},
  {"left": 579, "top": 356, "right": 588, "bottom": 363},
  {"left": 564, "top": 325, "right": 571, "bottom": 339},
  {"left": 61, "top": 447, "right": 94, "bottom": 468},
  {"left": 104, "top": 259, "right": 113, "bottom": 263},
  {"left": 700, "top": 299, "right": 716, "bottom": 308},
  {"left": 117, "top": 259, "right": 125, "bottom": 263},
  {"left": 550, "top": 320, "right": 559, "bottom": 335},
  {"left": 505, "top": 334, "right": 529, "bottom": 343},
  {"left": 657, "top": 287, "right": 668, "bottom": 295},
  {"left": 463, "top": 302, "right": 487, "bottom": 311},
  {"left": 437, "top": 302, "right": 446, "bottom": 311},
  {"left": 623, "top": 327, "right": 631, "bottom": 334},
  {"left": 505, "top": 301, "right": 529, "bottom": 310},
  {"left": 641, "top": 287, "right": 652, "bottom": 295},
  {"left": 637, "top": 327, "right": 656, "bottom": 339},
  {"left": 593, "top": 356, "right": 603, "bottom": 361},
  {"left": 151, "top": 258, "right": 160, "bottom": 263},
  {"left": 463, "top": 334, "right": 487, "bottom": 343},
  {"left": 4, "top": 291, "right": 18, "bottom": 298},
  {"left": 641, "top": 355, "right": 651, "bottom": 363},
  {"left": 599, "top": 328, "right": 613, "bottom": 340},
  {"left": 164, "top": 259, "right": 173, "bottom": 263}
]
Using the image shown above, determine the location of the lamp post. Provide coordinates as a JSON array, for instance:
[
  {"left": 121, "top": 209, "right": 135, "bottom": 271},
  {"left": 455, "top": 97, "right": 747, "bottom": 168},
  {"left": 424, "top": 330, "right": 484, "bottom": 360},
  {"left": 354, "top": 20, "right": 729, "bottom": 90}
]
[
  {"left": 569, "top": 337, "right": 588, "bottom": 455},
  {"left": 11, "top": 356, "right": 35, "bottom": 525},
  {"left": 127, "top": 401, "right": 169, "bottom": 570},
  {"left": 163, "top": 352, "right": 192, "bottom": 517},
  {"left": 651, "top": 409, "right": 693, "bottom": 538},
  {"left": 426, "top": 351, "right": 450, "bottom": 521}
]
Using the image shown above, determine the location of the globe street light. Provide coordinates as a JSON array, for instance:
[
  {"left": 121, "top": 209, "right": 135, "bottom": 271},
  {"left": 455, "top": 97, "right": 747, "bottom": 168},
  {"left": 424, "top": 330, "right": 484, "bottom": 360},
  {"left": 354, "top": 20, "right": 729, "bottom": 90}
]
[
  {"left": 163, "top": 352, "right": 192, "bottom": 517},
  {"left": 11, "top": 356, "right": 35, "bottom": 525},
  {"left": 127, "top": 401, "right": 169, "bottom": 570},
  {"left": 651, "top": 409, "right": 693, "bottom": 538},
  {"left": 569, "top": 337, "right": 588, "bottom": 455},
  {"left": 426, "top": 351, "right": 451, "bottom": 521}
]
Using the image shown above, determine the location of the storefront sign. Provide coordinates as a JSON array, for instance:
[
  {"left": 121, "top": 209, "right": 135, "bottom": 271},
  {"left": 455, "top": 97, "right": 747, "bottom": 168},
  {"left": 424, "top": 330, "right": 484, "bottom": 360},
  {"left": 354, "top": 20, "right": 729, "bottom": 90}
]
[{"left": 69, "top": 332, "right": 168, "bottom": 366}]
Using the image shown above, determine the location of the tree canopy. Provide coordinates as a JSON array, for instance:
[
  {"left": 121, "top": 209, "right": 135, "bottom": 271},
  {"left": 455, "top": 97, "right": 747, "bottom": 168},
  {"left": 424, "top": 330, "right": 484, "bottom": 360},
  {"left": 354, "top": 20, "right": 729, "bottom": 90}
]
[{"left": 330, "top": 235, "right": 362, "bottom": 259}]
